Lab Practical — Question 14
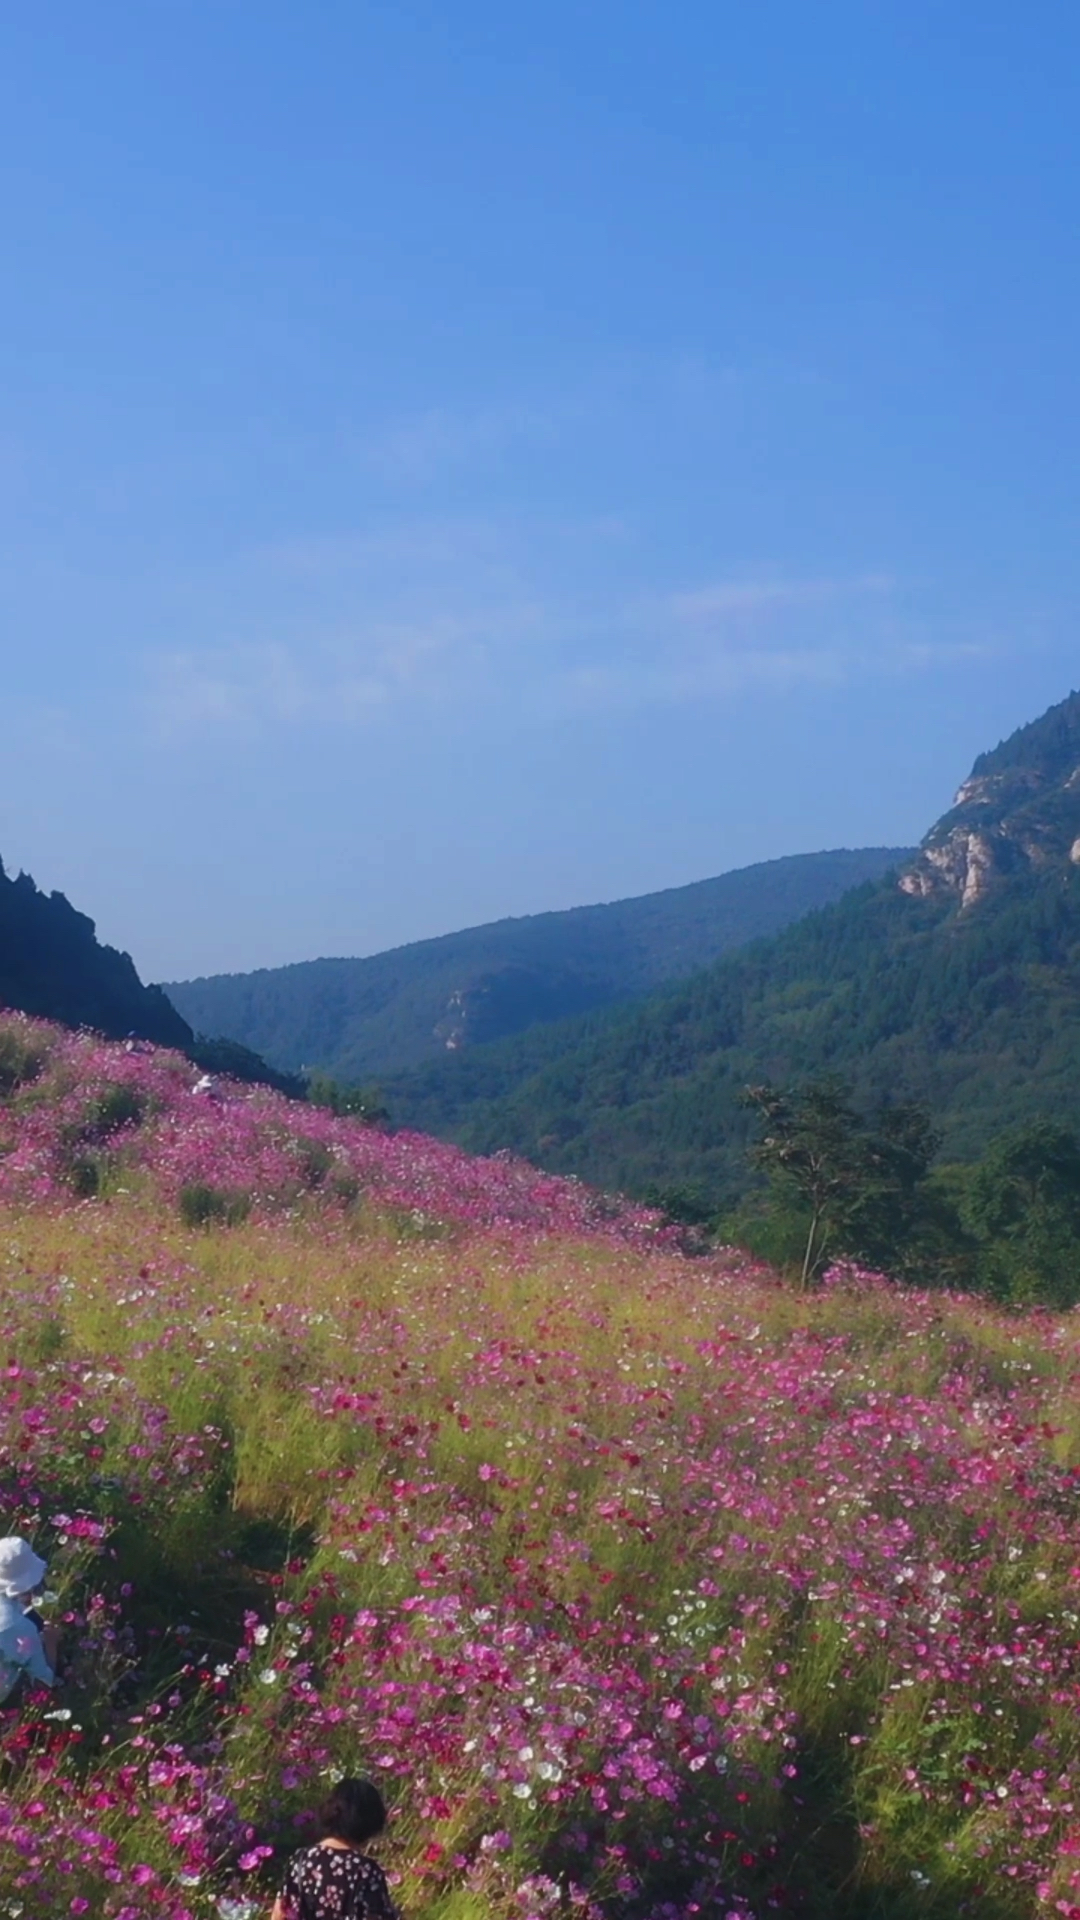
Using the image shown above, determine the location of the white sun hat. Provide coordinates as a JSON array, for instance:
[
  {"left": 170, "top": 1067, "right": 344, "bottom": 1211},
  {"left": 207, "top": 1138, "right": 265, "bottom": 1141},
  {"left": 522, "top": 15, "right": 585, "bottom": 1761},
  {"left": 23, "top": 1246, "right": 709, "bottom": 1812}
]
[{"left": 0, "top": 1536, "right": 48, "bottom": 1599}]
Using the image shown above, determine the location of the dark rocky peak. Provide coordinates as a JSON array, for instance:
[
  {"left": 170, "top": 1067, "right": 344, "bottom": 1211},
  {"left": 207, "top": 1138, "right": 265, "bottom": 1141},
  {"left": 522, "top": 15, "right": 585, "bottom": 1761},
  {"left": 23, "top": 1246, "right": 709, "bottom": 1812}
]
[
  {"left": 901, "top": 690, "right": 1080, "bottom": 909},
  {"left": 0, "top": 853, "right": 193, "bottom": 1048}
]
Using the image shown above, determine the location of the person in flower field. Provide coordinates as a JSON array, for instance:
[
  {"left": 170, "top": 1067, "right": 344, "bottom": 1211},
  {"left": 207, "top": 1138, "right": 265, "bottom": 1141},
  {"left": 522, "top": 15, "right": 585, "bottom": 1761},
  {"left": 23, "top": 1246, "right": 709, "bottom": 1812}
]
[
  {"left": 271, "top": 1778, "right": 400, "bottom": 1920},
  {"left": 0, "top": 1535, "right": 60, "bottom": 1707}
]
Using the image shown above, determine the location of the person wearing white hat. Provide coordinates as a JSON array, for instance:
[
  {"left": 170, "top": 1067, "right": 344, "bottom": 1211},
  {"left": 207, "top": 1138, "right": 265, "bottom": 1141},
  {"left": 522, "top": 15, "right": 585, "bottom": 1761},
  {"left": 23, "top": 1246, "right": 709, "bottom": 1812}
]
[{"left": 0, "top": 1536, "right": 59, "bottom": 1706}]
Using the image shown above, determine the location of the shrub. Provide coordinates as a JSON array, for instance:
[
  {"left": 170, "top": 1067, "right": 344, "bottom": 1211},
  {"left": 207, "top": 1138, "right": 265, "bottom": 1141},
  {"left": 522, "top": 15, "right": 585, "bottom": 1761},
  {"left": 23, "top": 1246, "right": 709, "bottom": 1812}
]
[
  {"left": 328, "top": 1167, "right": 361, "bottom": 1205},
  {"left": 295, "top": 1136, "right": 334, "bottom": 1188},
  {"left": 178, "top": 1182, "right": 251, "bottom": 1229},
  {"left": 640, "top": 1182, "right": 719, "bottom": 1230},
  {"left": 60, "top": 1083, "right": 147, "bottom": 1160},
  {"left": 83, "top": 1081, "right": 146, "bottom": 1138},
  {"left": 67, "top": 1154, "right": 101, "bottom": 1198},
  {"left": 0, "top": 1022, "right": 49, "bottom": 1094},
  {"left": 306, "top": 1073, "right": 389, "bottom": 1125}
]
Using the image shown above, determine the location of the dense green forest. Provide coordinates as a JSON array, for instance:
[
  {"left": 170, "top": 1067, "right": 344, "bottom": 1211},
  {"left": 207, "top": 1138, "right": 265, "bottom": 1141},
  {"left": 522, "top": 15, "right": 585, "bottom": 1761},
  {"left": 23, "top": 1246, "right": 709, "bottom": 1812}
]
[
  {"left": 165, "top": 847, "right": 908, "bottom": 1082},
  {"left": 386, "top": 873, "right": 1080, "bottom": 1193},
  {"left": 386, "top": 693, "right": 1080, "bottom": 1207}
]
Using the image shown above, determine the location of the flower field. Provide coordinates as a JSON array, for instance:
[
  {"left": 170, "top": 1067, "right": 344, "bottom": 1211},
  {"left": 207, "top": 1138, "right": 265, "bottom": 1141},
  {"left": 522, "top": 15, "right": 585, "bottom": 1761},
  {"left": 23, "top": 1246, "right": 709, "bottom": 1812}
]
[{"left": 3, "top": 1016, "right": 1080, "bottom": 1917}]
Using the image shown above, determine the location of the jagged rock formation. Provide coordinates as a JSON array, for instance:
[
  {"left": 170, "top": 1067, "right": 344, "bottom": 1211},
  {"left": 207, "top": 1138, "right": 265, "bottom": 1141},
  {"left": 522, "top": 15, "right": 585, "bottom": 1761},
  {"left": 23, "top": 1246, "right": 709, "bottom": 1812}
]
[
  {"left": 900, "top": 689, "right": 1080, "bottom": 909},
  {"left": 0, "top": 856, "right": 193, "bottom": 1048}
]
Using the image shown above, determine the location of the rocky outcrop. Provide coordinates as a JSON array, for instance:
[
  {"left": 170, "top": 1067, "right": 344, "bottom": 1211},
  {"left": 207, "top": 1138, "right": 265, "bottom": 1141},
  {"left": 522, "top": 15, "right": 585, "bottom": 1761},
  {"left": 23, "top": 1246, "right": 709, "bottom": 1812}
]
[
  {"left": 435, "top": 988, "right": 469, "bottom": 1052},
  {"left": 433, "top": 967, "right": 613, "bottom": 1052},
  {"left": 899, "top": 690, "right": 1080, "bottom": 910},
  {"left": 900, "top": 830, "right": 1003, "bottom": 909}
]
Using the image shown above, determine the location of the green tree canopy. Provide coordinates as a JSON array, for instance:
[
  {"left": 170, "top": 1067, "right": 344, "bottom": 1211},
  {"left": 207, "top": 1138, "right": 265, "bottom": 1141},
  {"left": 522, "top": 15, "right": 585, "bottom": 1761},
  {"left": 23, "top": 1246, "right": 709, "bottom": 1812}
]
[
  {"left": 962, "top": 1119, "right": 1080, "bottom": 1305},
  {"left": 744, "top": 1079, "right": 939, "bottom": 1286}
]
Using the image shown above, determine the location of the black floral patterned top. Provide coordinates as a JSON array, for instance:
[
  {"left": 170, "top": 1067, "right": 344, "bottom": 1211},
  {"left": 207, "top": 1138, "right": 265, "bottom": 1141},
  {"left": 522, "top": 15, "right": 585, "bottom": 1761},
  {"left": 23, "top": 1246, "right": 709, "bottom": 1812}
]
[{"left": 279, "top": 1843, "right": 400, "bottom": 1919}]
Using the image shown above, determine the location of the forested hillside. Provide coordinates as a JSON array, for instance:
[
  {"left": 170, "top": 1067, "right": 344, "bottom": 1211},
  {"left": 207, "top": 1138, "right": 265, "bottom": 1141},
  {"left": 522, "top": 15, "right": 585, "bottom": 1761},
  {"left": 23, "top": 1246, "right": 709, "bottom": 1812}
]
[
  {"left": 165, "top": 847, "right": 908, "bottom": 1082},
  {"left": 386, "top": 691, "right": 1080, "bottom": 1204},
  {"left": 0, "top": 856, "right": 303, "bottom": 1094},
  {"left": 0, "top": 855, "right": 192, "bottom": 1048}
]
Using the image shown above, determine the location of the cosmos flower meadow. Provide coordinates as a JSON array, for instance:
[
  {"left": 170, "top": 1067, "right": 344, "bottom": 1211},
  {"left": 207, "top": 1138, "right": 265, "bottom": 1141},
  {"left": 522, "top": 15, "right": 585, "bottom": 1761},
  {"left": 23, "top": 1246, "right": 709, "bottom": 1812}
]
[
  {"left": 0, "top": 1015, "right": 674, "bottom": 1247},
  {"left": 1, "top": 1014, "right": 1080, "bottom": 1918}
]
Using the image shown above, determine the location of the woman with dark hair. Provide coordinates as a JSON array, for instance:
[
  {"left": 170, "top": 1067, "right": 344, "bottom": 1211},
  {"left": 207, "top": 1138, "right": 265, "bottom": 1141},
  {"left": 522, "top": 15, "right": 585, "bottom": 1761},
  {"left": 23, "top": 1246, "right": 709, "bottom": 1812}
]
[{"left": 270, "top": 1778, "right": 400, "bottom": 1920}]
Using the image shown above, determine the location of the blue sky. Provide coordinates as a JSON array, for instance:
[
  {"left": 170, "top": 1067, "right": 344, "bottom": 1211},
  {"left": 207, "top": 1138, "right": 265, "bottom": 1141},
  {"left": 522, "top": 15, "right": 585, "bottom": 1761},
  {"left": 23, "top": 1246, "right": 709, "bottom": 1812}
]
[{"left": 3, "top": 3, "right": 1080, "bottom": 981}]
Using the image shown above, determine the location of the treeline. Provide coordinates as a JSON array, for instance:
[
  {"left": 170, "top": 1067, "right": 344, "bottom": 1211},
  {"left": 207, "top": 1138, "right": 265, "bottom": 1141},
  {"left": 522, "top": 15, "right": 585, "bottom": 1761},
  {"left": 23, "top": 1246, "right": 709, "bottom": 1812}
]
[{"left": 651, "top": 1077, "right": 1080, "bottom": 1308}]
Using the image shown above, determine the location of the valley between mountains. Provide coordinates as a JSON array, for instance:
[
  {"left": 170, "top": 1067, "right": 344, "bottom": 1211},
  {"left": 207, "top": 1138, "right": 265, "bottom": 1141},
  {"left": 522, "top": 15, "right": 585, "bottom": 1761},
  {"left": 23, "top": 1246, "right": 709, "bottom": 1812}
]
[{"left": 168, "top": 690, "right": 1080, "bottom": 1213}]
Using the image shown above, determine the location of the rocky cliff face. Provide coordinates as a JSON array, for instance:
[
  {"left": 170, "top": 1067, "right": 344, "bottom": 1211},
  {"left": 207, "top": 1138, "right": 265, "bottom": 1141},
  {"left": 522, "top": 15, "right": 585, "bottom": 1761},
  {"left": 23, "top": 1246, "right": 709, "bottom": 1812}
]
[
  {"left": 432, "top": 966, "right": 613, "bottom": 1051},
  {"left": 900, "top": 690, "right": 1080, "bottom": 909}
]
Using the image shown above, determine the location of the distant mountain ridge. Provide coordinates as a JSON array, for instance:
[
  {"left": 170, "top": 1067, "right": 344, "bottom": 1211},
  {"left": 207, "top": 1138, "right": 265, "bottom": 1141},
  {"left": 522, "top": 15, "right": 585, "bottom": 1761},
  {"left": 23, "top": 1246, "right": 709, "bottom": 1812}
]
[
  {"left": 0, "top": 855, "right": 193, "bottom": 1048},
  {"left": 382, "top": 689, "right": 1080, "bottom": 1202},
  {"left": 165, "top": 847, "right": 911, "bottom": 1084}
]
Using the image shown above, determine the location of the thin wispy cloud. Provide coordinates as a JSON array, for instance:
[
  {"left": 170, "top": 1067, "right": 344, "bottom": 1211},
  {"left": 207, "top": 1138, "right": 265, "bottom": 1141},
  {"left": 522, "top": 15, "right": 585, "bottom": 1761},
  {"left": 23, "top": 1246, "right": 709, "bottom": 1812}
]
[
  {"left": 670, "top": 574, "right": 894, "bottom": 622},
  {"left": 561, "top": 647, "right": 850, "bottom": 708},
  {"left": 147, "top": 631, "right": 446, "bottom": 740},
  {"left": 362, "top": 403, "right": 561, "bottom": 485},
  {"left": 350, "top": 353, "right": 751, "bottom": 490},
  {"left": 260, "top": 517, "right": 509, "bottom": 580},
  {"left": 550, "top": 573, "right": 1000, "bottom": 711},
  {"left": 143, "top": 583, "right": 545, "bottom": 741},
  {"left": 140, "top": 537, "right": 993, "bottom": 743}
]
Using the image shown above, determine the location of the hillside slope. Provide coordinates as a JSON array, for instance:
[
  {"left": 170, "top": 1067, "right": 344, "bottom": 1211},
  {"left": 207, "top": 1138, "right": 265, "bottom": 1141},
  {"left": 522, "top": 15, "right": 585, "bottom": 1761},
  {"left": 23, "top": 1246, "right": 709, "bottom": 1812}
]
[
  {"left": 0, "top": 1009, "right": 666, "bottom": 1240},
  {"left": 386, "top": 690, "right": 1080, "bottom": 1201},
  {"left": 0, "top": 854, "right": 192, "bottom": 1048},
  {"left": 3, "top": 1012, "right": 1080, "bottom": 1917},
  {"left": 165, "top": 847, "right": 909, "bottom": 1082}
]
